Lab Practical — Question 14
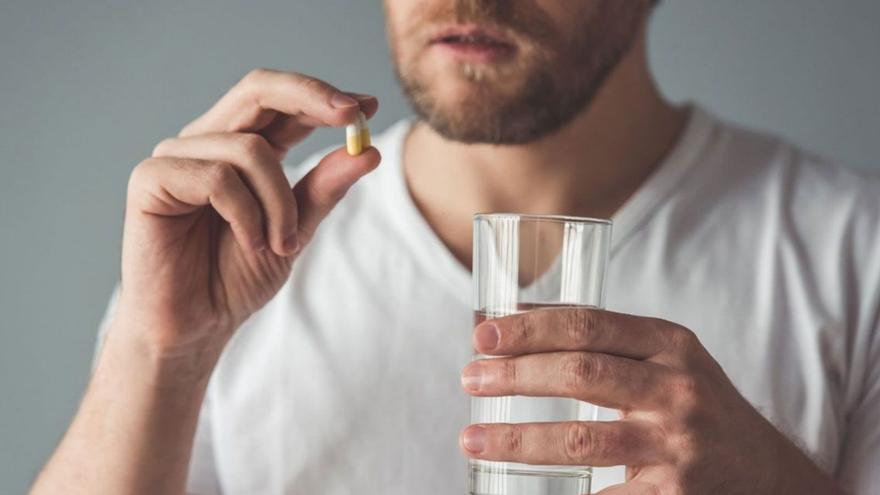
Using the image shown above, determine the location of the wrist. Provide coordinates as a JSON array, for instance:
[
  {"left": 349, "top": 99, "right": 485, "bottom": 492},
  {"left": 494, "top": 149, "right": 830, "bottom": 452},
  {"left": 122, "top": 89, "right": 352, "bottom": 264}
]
[
  {"left": 102, "top": 312, "right": 230, "bottom": 388},
  {"left": 762, "top": 423, "right": 842, "bottom": 495}
]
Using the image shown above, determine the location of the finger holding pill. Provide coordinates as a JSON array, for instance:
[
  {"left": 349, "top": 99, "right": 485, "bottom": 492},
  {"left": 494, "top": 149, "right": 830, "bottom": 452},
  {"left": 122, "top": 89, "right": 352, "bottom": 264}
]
[
  {"left": 179, "top": 69, "right": 379, "bottom": 156},
  {"left": 346, "top": 111, "right": 372, "bottom": 156}
]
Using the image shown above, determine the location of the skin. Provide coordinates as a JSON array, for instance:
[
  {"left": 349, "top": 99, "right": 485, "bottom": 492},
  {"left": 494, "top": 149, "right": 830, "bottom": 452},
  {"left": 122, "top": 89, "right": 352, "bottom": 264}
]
[
  {"left": 461, "top": 310, "right": 843, "bottom": 494},
  {"left": 31, "top": 70, "right": 381, "bottom": 494},
  {"left": 391, "top": 0, "right": 687, "bottom": 268},
  {"left": 390, "top": 0, "right": 845, "bottom": 493},
  {"left": 32, "top": 0, "right": 847, "bottom": 494}
]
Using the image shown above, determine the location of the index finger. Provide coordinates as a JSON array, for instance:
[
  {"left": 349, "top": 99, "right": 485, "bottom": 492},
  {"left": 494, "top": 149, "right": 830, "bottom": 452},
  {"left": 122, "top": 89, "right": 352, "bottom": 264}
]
[
  {"left": 474, "top": 307, "right": 677, "bottom": 360},
  {"left": 179, "top": 69, "right": 376, "bottom": 141}
]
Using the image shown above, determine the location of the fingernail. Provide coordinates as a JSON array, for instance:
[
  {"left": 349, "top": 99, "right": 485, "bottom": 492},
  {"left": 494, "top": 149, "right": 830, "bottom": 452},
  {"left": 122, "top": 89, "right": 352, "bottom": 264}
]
[
  {"left": 474, "top": 323, "right": 500, "bottom": 352},
  {"left": 283, "top": 233, "right": 299, "bottom": 254},
  {"left": 349, "top": 93, "right": 378, "bottom": 103},
  {"left": 461, "top": 364, "right": 483, "bottom": 392},
  {"left": 463, "top": 426, "right": 487, "bottom": 454},
  {"left": 331, "top": 92, "right": 359, "bottom": 108}
]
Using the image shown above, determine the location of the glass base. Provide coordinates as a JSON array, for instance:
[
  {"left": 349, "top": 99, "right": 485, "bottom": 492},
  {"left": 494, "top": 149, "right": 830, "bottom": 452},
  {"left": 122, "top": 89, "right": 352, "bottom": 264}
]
[{"left": 469, "top": 461, "right": 592, "bottom": 495}]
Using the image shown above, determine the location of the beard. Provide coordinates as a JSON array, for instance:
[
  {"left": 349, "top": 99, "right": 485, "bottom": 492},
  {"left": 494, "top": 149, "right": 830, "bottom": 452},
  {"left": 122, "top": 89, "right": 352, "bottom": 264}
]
[{"left": 390, "top": 0, "right": 648, "bottom": 145}]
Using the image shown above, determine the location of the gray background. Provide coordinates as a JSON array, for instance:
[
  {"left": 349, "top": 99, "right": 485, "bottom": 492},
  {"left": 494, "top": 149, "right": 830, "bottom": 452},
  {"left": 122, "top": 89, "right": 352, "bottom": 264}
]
[{"left": 1, "top": 0, "right": 878, "bottom": 492}]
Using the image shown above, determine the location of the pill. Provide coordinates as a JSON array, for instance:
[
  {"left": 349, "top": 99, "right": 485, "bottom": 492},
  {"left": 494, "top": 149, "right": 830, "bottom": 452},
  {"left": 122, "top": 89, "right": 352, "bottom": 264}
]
[{"left": 346, "top": 111, "right": 371, "bottom": 156}]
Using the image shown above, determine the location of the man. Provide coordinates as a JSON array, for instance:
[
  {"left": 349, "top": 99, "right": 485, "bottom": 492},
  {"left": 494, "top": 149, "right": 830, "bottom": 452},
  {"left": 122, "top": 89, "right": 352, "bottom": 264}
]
[{"left": 31, "top": 0, "right": 879, "bottom": 494}]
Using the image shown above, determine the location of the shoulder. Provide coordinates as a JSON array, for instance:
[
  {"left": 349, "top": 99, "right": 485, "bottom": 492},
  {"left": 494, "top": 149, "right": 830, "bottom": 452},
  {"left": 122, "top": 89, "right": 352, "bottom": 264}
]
[
  {"left": 673, "top": 108, "right": 880, "bottom": 320},
  {"left": 703, "top": 108, "right": 880, "bottom": 325},
  {"left": 694, "top": 107, "right": 880, "bottom": 238}
]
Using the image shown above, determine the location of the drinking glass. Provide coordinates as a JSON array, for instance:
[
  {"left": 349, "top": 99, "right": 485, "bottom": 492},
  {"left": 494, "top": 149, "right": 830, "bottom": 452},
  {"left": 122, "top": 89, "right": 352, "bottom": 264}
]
[{"left": 470, "top": 213, "right": 612, "bottom": 495}]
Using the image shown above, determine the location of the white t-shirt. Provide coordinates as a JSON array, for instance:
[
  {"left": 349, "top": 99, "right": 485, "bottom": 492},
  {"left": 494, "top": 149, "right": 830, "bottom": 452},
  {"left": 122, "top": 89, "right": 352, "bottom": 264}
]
[{"left": 102, "top": 107, "right": 880, "bottom": 494}]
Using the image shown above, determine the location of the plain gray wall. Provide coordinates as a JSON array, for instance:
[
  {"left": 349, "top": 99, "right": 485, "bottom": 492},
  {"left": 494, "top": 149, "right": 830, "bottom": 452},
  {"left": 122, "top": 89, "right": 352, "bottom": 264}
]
[{"left": 1, "top": 1, "right": 878, "bottom": 492}]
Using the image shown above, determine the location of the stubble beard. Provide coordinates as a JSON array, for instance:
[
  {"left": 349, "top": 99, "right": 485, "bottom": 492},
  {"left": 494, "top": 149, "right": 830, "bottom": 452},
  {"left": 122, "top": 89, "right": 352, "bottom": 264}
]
[{"left": 392, "top": 5, "right": 645, "bottom": 145}]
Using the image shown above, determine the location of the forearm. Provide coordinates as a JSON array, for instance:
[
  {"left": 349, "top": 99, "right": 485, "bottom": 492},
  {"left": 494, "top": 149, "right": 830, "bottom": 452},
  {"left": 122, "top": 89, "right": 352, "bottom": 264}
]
[{"left": 31, "top": 319, "right": 220, "bottom": 495}]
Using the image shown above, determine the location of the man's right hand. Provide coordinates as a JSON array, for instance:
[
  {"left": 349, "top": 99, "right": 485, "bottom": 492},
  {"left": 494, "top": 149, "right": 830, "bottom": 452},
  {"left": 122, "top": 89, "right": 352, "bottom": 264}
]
[
  {"left": 115, "top": 68, "right": 380, "bottom": 379},
  {"left": 32, "top": 70, "right": 380, "bottom": 495}
]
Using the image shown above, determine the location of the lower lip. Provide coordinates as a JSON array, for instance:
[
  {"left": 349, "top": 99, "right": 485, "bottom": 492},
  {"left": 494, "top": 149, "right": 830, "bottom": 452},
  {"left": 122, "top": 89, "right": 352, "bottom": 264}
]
[{"left": 431, "top": 41, "right": 515, "bottom": 63}]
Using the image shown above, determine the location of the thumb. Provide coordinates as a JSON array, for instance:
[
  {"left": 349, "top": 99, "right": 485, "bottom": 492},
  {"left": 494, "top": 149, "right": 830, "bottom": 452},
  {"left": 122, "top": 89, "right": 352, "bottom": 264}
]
[{"left": 291, "top": 146, "right": 381, "bottom": 245}]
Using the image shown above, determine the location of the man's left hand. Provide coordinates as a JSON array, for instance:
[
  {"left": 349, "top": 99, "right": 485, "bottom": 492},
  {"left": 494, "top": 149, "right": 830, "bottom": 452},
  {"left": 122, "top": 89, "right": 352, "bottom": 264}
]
[{"left": 460, "top": 308, "right": 843, "bottom": 494}]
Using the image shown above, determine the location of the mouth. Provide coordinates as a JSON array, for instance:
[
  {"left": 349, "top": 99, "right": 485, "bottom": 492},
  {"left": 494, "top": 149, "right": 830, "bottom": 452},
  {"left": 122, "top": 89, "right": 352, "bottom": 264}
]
[{"left": 428, "top": 24, "right": 517, "bottom": 63}]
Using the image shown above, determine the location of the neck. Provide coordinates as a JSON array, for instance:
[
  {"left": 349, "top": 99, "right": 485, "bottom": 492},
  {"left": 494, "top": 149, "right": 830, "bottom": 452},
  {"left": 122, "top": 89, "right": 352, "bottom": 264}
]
[{"left": 402, "top": 31, "right": 687, "bottom": 267}]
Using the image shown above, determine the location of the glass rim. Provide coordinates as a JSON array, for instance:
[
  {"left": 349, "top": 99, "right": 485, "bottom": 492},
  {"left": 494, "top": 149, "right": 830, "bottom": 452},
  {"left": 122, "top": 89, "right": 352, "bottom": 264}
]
[{"left": 474, "top": 212, "right": 612, "bottom": 226}]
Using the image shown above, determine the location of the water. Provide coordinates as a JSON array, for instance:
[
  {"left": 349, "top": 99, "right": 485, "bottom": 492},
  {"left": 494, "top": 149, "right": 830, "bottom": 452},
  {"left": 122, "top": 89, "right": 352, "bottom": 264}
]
[
  {"left": 469, "top": 463, "right": 591, "bottom": 495},
  {"left": 470, "top": 308, "right": 596, "bottom": 495}
]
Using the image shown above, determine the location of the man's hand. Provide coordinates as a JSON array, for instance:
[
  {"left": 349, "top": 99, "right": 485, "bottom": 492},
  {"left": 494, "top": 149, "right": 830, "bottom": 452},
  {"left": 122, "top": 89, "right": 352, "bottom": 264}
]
[
  {"left": 459, "top": 308, "right": 843, "bottom": 494},
  {"left": 117, "top": 69, "right": 380, "bottom": 379},
  {"left": 31, "top": 69, "right": 380, "bottom": 495}
]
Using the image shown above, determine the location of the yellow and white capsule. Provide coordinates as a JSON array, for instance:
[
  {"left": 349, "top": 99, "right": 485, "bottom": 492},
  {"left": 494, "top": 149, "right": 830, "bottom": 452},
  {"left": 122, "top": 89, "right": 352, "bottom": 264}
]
[{"left": 345, "top": 111, "right": 371, "bottom": 156}]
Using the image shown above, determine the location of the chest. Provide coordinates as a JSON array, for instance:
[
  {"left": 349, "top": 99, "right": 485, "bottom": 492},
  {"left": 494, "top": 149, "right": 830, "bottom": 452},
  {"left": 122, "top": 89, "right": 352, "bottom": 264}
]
[
  {"left": 208, "top": 227, "right": 849, "bottom": 493},
  {"left": 607, "top": 232, "right": 848, "bottom": 472},
  {"left": 211, "top": 249, "right": 475, "bottom": 494}
]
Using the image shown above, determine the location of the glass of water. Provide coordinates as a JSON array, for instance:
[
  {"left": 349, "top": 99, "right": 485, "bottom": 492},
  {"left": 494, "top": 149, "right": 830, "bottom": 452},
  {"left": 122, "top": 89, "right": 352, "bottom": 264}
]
[{"left": 470, "top": 213, "right": 612, "bottom": 495}]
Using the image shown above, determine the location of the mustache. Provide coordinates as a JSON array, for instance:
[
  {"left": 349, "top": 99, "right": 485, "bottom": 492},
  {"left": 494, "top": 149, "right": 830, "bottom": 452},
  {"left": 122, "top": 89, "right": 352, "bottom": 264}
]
[{"left": 411, "top": 0, "right": 556, "bottom": 44}]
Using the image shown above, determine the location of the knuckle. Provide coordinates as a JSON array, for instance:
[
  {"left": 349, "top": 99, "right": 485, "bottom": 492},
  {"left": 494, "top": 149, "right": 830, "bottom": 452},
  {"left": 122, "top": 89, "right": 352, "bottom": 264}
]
[
  {"left": 206, "top": 162, "right": 237, "bottom": 189},
  {"left": 501, "top": 426, "right": 524, "bottom": 454},
  {"left": 563, "top": 423, "right": 595, "bottom": 462},
  {"left": 561, "top": 353, "right": 596, "bottom": 391},
  {"left": 242, "top": 67, "right": 271, "bottom": 85},
  {"left": 668, "top": 323, "right": 699, "bottom": 350},
  {"left": 667, "top": 426, "right": 707, "bottom": 475},
  {"left": 298, "top": 74, "right": 328, "bottom": 94},
  {"left": 129, "top": 158, "right": 156, "bottom": 188},
  {"left": 151, "top": 137, "right": 175, "bottom": 157},
  {"left": 512, "top": 314, "right": 534, "bottom": 347},
  {"left": 565, "top": 309, "right": 593, "bottom": 347},
  {"left": 668, "top": 372, "right": 705, "bottom": 415},
  {"left": 670, "top": 428, "right": 701, "bottom": 463},
  {"left": 232, "top": 133, "right": 271, "bottom": 160},
  {"left": 498, "top": 359, "right": 518, "bottom": 385},
  {"left": 131, "top": 156, "right": 155, "bottom": 176},
  {"left": 236, "top": 68, "right": 274, "bottom": 98}
]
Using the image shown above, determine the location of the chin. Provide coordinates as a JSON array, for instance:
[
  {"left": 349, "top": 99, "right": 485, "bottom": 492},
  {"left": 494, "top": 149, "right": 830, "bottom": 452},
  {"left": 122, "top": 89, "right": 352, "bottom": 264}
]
[
  {"left": 399, "top": 57, "right": 562, "bottom": 144},
  {"left": 432, "top": 81, "right": 491, "bottom": 108},
  {"left": 423, "top": 63, "right": 519, "bottom": 100}
]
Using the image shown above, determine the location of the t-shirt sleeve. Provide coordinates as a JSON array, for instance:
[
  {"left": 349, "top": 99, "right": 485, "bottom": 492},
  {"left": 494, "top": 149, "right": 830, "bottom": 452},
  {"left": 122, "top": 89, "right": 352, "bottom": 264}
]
[
  {"left": 835, "top": 332, "right": 880, "bottom": 493},
  {"left": 834, "top": 184, "right": 880, "bottom": 494},
  {"left": 94, "top": 288, "right": 222, "bottom": 494}
]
